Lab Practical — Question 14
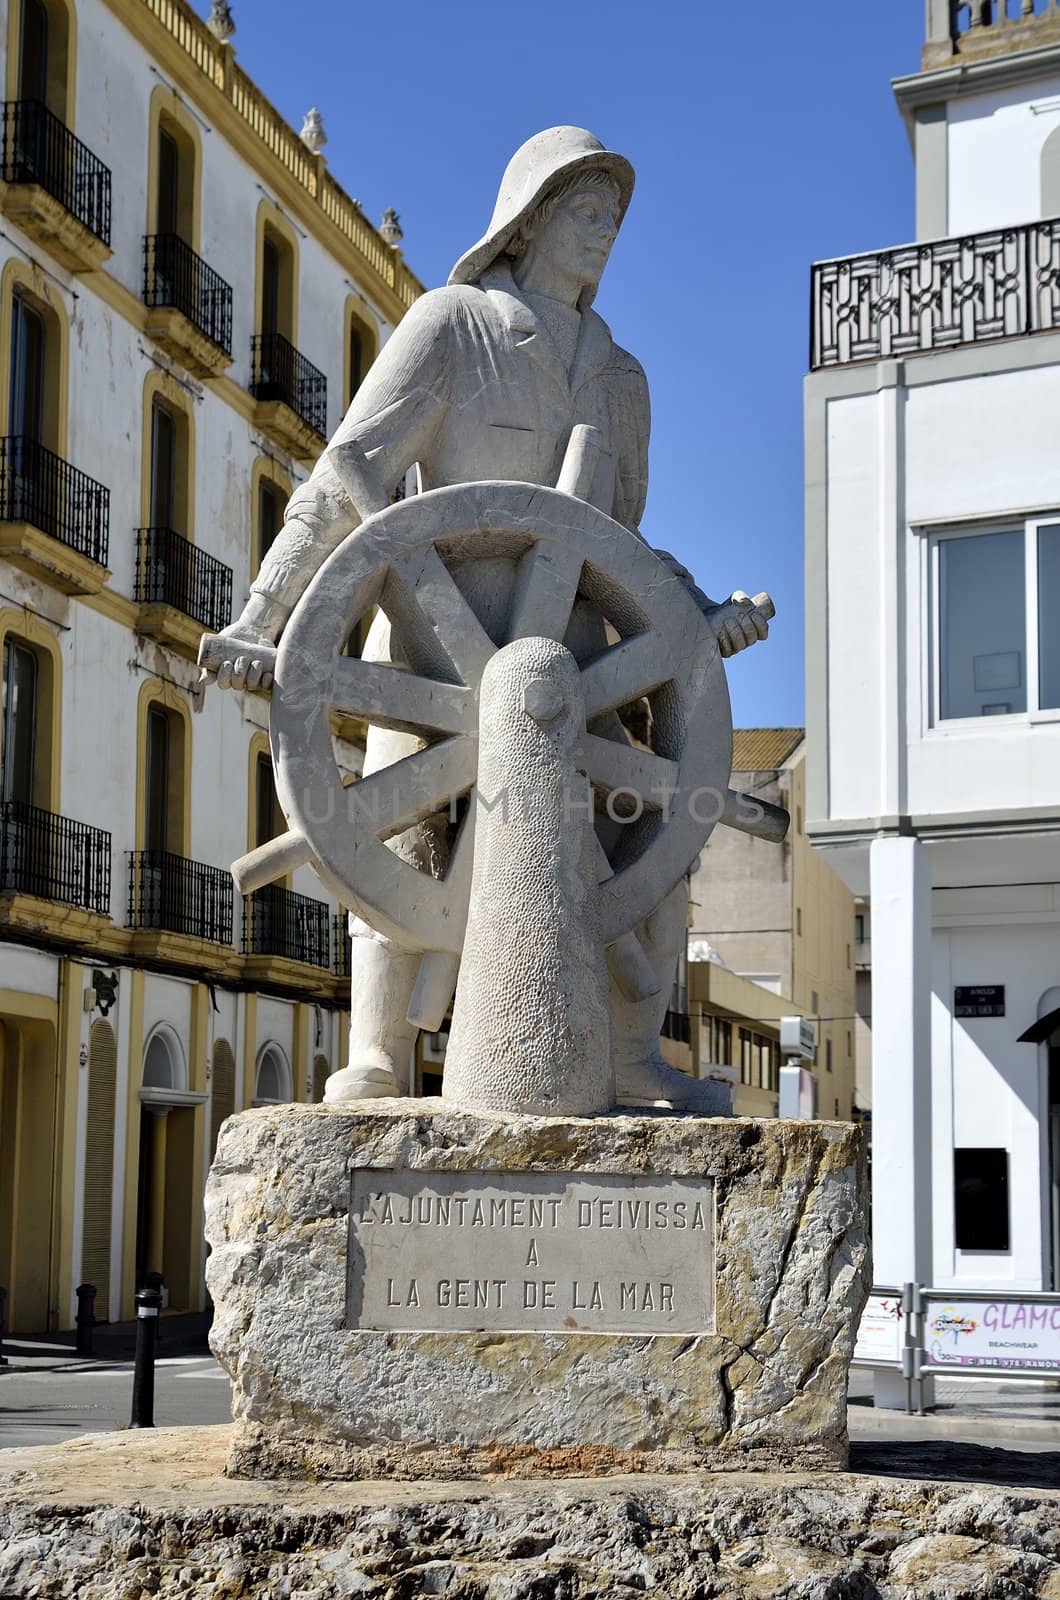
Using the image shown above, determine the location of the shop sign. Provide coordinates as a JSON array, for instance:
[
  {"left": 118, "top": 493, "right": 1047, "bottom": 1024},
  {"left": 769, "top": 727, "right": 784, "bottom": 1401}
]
[
  {"left": 954, "top": 985, "right": 1005, "bottom": 1018},
  {"left": 924, "top": 1296, "right": 1060, "bottom": 1371}
]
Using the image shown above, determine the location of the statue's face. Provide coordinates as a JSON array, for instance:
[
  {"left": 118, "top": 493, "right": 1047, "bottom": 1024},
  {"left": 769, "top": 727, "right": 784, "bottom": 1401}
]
[{"left": 527, "top": 181, "right": 621, "bottom": 293}]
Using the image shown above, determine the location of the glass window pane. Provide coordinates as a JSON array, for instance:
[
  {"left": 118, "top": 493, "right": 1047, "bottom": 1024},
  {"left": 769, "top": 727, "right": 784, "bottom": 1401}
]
[
  {"left": 1038, "top": 523, "right": 1060, "bottom": 711},
  {"left": 19, "top": 0, "right": 48, "bottom": 105},
  {"left": 255, "top": 753, "right": 280, "bottom": 849},
  {"left": 939, "top": 530, "right": 1026, "bottom": 719},
  {"left": 145, "top": 707, "right": 169, "bottom": 853},
  {"left": 10, "top": 296, "right": 45, "bottom": 442},
  {"left": 157, "top": 127, "right": 180, "bottom": 238},
  {"left": 2, "top": 639, "right": 38, "bottom": 805},
  {"left": 150, "top": 402, "right": 176, "bottom": 530},
  {"left": 258, "top": 481, "right": 282, "bottom": 568}
]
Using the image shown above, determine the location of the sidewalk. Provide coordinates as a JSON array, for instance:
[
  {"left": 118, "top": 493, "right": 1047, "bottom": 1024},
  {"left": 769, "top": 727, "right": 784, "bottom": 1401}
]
[{"left": 1, "top": 1310, "right": 213, "bottom": 1372}]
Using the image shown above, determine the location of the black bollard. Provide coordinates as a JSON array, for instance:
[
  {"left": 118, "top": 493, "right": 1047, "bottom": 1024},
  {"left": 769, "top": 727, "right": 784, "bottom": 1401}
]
[
  {"left": 129, "top": 1283, "right": 162, "bottom": 1428},
  {"left": 0, "top": 1286, "right": 7, "bottom": 1367},
  {"left": 75, "top": 1283, "right": 97, "bottom": 1357}
]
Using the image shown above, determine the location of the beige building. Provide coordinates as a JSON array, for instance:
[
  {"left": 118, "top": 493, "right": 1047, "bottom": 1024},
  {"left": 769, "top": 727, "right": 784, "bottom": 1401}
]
[
  {"left": 0, "top": 0, "right": 420, "bottom": 1331},
  {"left": 689, "top": 729, "right": 858, "bottom": 1121}
]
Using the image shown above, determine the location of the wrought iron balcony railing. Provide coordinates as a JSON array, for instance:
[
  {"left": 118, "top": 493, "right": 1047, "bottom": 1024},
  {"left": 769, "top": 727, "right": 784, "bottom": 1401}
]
[
  {"left": 0, "top": 435, "right": 109, "bottom": 565},
  {"left": 128, "top": 850, "right": 234, "bottom": 944},
  {"left": 0, "top": 800, "right": 111, "bottom": 913},
  {"left": 811, "top": 217, "right": 1060, "bottom": 370},
  {"left": 0, "top": 100, "right": 112, "bottom": 245},
  {"left": 250, "top": 332, "right": 327, "bottom": 439},
  {"left": 135, "top": 526, "right": 233, "bottom": 633},
  {"left": 143, "top": 233, "right": 234, "bottom": 357},
  {"left": 332, "top": 911, "right": 351, "bottom": 978},
  {"left": 243, "top": 884, "right": 331, "bottom": 968}
]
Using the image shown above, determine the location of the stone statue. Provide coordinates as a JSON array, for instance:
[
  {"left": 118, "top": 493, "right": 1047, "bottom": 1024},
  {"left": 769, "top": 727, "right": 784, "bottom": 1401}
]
[{"left": 202, "top": 127, "right": 779, "bottom": 1116}]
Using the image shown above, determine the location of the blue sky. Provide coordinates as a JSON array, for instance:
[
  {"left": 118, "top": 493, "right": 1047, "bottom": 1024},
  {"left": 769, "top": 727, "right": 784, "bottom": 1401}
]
[{"left": 206, "top": 0, "right": 924, "bottom": 727}]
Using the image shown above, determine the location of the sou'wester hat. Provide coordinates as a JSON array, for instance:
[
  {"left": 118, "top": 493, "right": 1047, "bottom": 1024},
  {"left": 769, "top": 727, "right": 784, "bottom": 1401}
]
[{"left": 448, "top": 126, "right": 635, "bottom": 292}]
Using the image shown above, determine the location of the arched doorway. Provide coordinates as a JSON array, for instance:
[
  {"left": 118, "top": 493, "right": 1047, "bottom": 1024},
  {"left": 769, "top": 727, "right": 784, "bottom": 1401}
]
[{"left": 135, "top": 1024, "right": 206, "bottom": 1307}]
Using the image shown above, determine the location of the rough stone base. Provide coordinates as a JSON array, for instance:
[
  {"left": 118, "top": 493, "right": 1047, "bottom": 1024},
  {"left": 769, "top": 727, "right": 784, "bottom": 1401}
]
[
  {"left": 1, "top": 1428, "right": 1058, "bottom": 1600},
  {"left": 205, "top": 1101, "right": 868, "bottom": 1481}
]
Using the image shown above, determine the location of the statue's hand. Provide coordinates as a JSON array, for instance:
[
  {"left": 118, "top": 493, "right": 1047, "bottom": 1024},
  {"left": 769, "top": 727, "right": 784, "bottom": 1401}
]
[
  {"left": 199, "top": 595, "right": 288, "bottom": 691},
  {"left": 706, "top": 591, "right": 774, "bottom": 657}
]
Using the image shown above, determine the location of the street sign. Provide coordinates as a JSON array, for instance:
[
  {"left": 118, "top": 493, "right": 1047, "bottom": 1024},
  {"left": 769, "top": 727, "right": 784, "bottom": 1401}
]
[{"left": 954, "top": 985, "right": 1005, "bottom": 1018}]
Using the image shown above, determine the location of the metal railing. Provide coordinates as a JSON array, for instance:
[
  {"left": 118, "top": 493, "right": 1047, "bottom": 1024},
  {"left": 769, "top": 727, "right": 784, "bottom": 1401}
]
[
  {"left": 143, "top": 234, "right": 234, "bottom": 357},
  {"left": 0, "top": 435, "right": 109, "bottom": 566},
  {"left": 332, "top": 911, "right": 351, "bottom": 979},
  {"left": 0, "top": 800, "right": 111, "bottom": 913},
  {"left": 135, "top": 527, "right": 233, "bottom": 632},
  {"left": 250, "top": 333, "right": 327, "bottom": 439},
  {"left": 128, "top": 850, "right": 233, "bottom": 944},
  {"left": 0, "top": 100, "right": 111, "bottom": 245},
  {"left": 811, "top": 217, "right": 1060, "bottom": 370},
  {"left": 243, "top": 884, "right": 331, "bottom": 967}
]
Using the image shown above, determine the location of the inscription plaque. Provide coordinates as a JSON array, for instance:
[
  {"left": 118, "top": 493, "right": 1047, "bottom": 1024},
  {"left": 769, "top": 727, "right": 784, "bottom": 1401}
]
[{"left": 347, "top": 1169, "right": 715, "bottom": 1335}]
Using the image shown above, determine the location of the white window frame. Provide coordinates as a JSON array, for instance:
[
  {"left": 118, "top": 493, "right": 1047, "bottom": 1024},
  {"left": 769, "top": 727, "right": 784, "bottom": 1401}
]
[{"left": 926, "top": 517, "right": 1060, "bottom": 731}]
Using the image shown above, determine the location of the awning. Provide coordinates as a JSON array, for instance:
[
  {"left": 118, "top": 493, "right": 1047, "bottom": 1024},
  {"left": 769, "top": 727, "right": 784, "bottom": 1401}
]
[{"left": 1017, "top": 1006, "right": 1060, "bottom": 1045}]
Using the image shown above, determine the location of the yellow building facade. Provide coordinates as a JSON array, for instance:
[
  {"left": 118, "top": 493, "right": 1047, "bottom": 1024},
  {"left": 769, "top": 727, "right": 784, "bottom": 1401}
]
[{"left": 0, "top": 0, "right": 420, "bottom": 1330}]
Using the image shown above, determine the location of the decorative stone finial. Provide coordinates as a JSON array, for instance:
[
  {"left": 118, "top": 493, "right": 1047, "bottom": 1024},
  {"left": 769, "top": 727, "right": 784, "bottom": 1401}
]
[
  {"left": 300, "top": 108, "right": 327, "bottom": 155},
  {"left": 379, "top": 207, "right": 404, "bottom": 248},
  {"left": 206, "top": 0, "right": 235, "bottom": 43}
]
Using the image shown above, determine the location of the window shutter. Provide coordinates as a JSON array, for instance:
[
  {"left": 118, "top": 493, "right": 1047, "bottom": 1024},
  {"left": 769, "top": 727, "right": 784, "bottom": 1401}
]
[
  {"left": 210, "top": 1039, "right": 236, "bottom": 1159},
  {"left": 81, "top": 1020, "right": 117, "bottom": 1312}
]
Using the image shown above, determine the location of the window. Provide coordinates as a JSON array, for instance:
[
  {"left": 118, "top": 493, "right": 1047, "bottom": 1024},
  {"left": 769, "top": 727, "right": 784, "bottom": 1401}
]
[
  {"left": 10, "top": 293, "right": 45, "bottom": 442},
  {"left": 715, "top": 1019, "right": 731, "bottom": 1063},
  {"left": 150, "top": 400, "right": 176, "bottom": 531},
  {"left": 257, "top": 477, "right": 285, "bottom": 572},
  {"left": 157, "top": 126, "right": 180, "bottom": 238},
  {"left": 934, "top": 520, "right": 1060, "bottom": 721},
  {"left": 1, "top": 636, "right": 37, "bottom": 804},
  {"left": 826, "top": 1037, "right": 833, "bottom": 1074},
  {"left": 145, "top": 706, "right": 170, "bottom": 853},
  {"left": 954, "top": 1148, "right": 1010, "bottom": 1251},
  {"left": 254, "top": 752, "right": 283, "bottom": 850},
  {"left": 259, "top": 226, "right": 294, "bottom": 342},
  {"left": 796, "top": 907, "right": 802, "bottom": 936},
  {"left": 739, "top": 1027, "right": 753, "bottom": 1086},
  {"left": 345, "top": 305, "right": 376, "bottom": 408},
  {"left": 854, "top": 913, "right": 865, "bottom": 943},
  {"left": 18, "top": 0, "right": 48, "bottom": 103}
]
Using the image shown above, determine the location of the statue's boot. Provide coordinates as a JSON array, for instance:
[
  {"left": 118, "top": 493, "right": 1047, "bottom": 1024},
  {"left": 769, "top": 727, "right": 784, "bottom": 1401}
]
[
  {"left": 325, "top": 926, "right": 419, "bottom": 1101},
  {"left": 611, "top": 880, "right": 732, "bottom": 1116}
]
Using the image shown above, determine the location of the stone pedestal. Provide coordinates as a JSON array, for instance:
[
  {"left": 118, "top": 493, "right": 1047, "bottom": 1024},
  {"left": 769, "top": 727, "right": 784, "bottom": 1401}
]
[{"left": 205, "top": 1101, "right": 869, "bottom": 1480}]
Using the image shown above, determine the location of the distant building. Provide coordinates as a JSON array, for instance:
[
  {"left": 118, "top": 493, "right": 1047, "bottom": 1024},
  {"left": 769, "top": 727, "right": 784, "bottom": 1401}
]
[
  {"left": 806, "top": 0, "right": 1060, "bottom": 1338},
  {"left": 688, "top": 729, "right": 858, "bottom": 1121},
  {"left": 0, "top": 0, "right": 422, "bottom": 1330}
]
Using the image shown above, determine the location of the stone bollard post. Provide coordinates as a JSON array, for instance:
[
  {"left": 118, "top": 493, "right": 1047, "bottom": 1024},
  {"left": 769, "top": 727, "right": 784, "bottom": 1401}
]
[
  {"left": 75, "top": 1283, "right": 97, "bottom": 1357},
  {"left": 129, "top": 1283, "right": 162, "bottom": 1428},
  {"left": 443, "top": 636, "right": 613, "bottom": 1116}
]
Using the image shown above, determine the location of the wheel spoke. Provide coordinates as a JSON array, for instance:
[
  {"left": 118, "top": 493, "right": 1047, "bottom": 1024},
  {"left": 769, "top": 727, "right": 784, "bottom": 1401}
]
[
  {"left": 583, "top": 734, "right": 679, "bottom": 812},
  {"left": 385, "top": 545, "right": 496, "bottom": 687},
  {"left": 329, "top": 657, "right": 476, "bottom": 737},
  {"left": 507, "top": 541, "right": 584, "bottom": 643},
  {"left": 580, "top": 632, "right": 673, "bottom": 718},
  {"left": 350, "top": 736, "right": 478, "bottom": 841}
]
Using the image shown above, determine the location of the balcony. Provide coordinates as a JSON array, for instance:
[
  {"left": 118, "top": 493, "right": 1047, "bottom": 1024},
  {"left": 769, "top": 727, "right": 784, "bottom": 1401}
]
[
  {"left": 0, "top": 800, "right": 111, "bottom": 940},
  {"left": 249, "top": 333, "right": 327, "bottom": 461},
  {"left": 243, "top": 884, "right": 331, "bottom": 970},
  {"left": 924, "top": 0, "right": 1060, "bottom": 69},
  {"left": 811, "top": 217, "right": 1060, "bottom": 370},
  {"left": 134, "top": 527, "right": 233, "bottom": 657},
  {"left": 0, "top": 100, "right": 111, "bottom": 272},
  {"left": 143, "top": 234, "right": 234, "bottom": 377},
  {"left": 0, "top": 435, "right": 109, "bottom": 592},
  {"left": 128, "top": 850, "right": 234, "bottom": 949}
]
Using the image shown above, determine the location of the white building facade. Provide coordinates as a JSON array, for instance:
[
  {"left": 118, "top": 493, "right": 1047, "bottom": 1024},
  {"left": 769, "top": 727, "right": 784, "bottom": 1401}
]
[
  {"left": 0, "top": 0, "right": 421, "bottom": 1329},
  {"left": 806, "top": 0, "right": 1060, "bottom": 1321}
]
